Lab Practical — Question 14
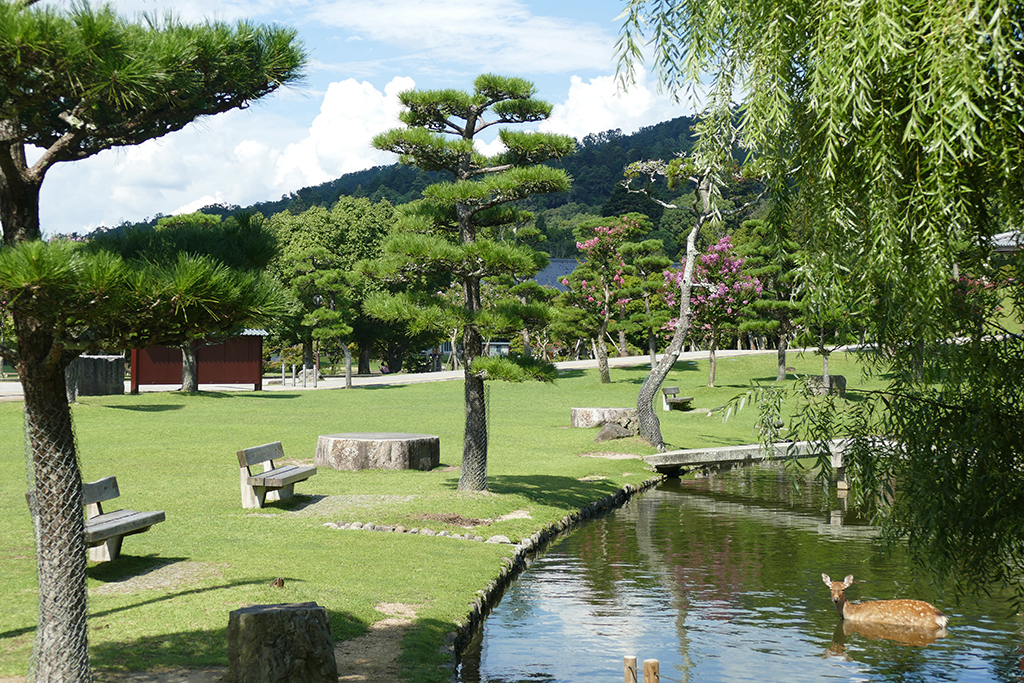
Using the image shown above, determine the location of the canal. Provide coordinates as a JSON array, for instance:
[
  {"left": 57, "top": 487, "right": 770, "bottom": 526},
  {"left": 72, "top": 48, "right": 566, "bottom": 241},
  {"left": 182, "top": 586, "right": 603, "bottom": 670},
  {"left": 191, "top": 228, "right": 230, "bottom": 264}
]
[{"left": 458, "top": 464, "right": 1023, "bottom": 683}]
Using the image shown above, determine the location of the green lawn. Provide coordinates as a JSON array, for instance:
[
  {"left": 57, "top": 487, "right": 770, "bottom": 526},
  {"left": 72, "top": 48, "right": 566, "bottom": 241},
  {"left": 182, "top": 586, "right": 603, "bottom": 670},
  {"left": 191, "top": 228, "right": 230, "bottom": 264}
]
[{"left": 0, "top": 349, "right": 881, "bottom": 681}]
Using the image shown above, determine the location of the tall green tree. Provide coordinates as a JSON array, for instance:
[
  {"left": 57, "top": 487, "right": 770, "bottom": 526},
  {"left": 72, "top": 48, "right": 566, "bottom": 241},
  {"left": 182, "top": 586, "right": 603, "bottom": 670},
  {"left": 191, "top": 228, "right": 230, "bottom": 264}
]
[
  {"left": 368, "top": 74, "right": 573, "bottom": 491},
  {"left": 735, "top": 218, "right": 802, "bottom": 381},
  {"left": 99, "top": 210, "right": 280, "bottom": 392},
  {"left": 0, "top": 2, "right": 304, "bottom": 679},
  {"left": 617, "top": 0, "right": 1024, "bottom": 599}
]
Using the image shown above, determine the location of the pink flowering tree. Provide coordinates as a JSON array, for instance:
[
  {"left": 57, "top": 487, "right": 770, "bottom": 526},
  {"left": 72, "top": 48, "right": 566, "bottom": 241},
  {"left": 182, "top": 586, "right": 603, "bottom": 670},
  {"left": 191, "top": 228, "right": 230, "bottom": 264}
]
[
  {"left": 560, "top": 216, "right": 641, "bottom": 382},
  {"left": 665, "top": 236, "right": 761, "bottom": 387}
]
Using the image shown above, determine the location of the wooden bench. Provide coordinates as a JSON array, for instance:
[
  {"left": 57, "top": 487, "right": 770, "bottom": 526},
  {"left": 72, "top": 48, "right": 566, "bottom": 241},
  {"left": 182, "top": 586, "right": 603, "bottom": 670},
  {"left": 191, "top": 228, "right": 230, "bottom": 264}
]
[
  {"left": 661, "top": 387, "right": 694, "bottom": 412},
  {"left": 237, "top": 441, "right": 317, "bottom": 509},
  {"left": 83, "top": 476, "right": 166, "bottom": 562}
]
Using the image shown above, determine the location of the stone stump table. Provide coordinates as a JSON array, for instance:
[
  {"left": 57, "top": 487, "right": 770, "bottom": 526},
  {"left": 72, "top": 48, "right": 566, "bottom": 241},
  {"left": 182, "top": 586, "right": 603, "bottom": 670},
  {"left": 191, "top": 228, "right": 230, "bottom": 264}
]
[
  {"left": 314, "top": 432, "right": 440, "bottom": 471},
  {"left": 570, "top": 407, "right": 636, "bottom": 429},
  {"left": 227, "top": 602, "right": 337, "bottom": 683}
]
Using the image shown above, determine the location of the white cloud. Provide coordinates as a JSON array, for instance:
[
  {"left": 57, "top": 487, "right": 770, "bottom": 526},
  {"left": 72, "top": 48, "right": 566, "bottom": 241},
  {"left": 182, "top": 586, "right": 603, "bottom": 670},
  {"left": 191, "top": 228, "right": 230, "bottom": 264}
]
[
  {"left": 310, "top": 0, "right": 614, "bottom": 75},
  {"left": 274, "top": 76, "right": 414, "bottom": 188},
  {"left": 540, "top": 70, "right": 690, "bottom": 140}
]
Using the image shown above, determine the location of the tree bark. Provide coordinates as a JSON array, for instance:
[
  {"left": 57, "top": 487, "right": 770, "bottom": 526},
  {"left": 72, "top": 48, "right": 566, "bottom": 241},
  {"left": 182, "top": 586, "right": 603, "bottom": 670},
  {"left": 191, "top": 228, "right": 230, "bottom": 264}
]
[
  {"left": 16, "top": 315, "right": 92, "bottom": 683},
  {"left": 457, "top": 273, "right": 488, "bottom": 491},
  {"left": 635, "top": 177, "right": 710, "bottom": 450},
  {"left": 342, "top": 344, "right": 353, "bottom": 389},
  {"left": 777, "top": 334, "right": 789, "bottom": 381},
  {"left": 597, "top": 319, "right": 611, "bottom": 383},
  {"left": 708, "top": 339, "right": 718, "bottom": 388},
  {"left": 180, "top": 342, "right": 198, "bottom": 393}
]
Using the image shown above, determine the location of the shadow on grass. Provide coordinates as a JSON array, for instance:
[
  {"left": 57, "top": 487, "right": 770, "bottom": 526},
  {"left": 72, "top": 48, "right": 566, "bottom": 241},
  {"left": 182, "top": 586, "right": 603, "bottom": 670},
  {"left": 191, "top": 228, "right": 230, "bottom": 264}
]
[
  {"left": 482, "top": 474, "right": 623, "bottom": 510},
  {"left": 90, "top": 607, "right": 367, "bottom": 675},
  {"left": 103, "top": 403, "right": 186, "bottom": 412}
]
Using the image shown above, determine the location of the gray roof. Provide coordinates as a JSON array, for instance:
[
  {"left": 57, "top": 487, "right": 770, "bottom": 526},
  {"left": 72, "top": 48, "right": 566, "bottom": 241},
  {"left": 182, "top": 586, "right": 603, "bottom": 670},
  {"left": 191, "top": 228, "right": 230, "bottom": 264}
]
[
  {"left": 992, "top": 231, "right": 1021, "bottom": 253},
  {"left": 533, "top": 258, "right": 578, "bottom": 291}
]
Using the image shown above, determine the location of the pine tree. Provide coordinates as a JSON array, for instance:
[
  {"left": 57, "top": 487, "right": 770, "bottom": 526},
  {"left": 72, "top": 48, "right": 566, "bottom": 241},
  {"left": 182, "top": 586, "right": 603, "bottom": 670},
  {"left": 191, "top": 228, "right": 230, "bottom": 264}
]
[
  {"left": 368, "top": 74, "right": 574, "bottom": 491},
  {"left": 0, "top": 3, "right": 304, "bottom": 679}
]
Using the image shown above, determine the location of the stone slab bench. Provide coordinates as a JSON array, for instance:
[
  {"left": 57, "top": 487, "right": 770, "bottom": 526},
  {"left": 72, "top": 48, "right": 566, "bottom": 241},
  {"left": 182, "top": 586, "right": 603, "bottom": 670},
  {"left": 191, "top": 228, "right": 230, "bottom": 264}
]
[
  {"left": 314, "top": 433, "right": 439, "bottom": 471},
  {"left": 661, "top": 386, "right": 694, "bottom": 411},
  {"left": 237, "top": 441, "right": 317, "bottom": 509},
  {"left": 570, "top": 407, "right": 636, "bottom": 428},
  {"left": 83, "top": 476, "right": 165, "bottom": 562}
]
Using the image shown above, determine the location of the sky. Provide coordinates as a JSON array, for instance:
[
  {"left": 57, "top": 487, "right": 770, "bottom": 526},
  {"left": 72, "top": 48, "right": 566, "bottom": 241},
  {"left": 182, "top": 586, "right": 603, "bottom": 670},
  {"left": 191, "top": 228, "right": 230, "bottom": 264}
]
[{"left": 36, "top": 0, "right": 694, "bottom": 236}]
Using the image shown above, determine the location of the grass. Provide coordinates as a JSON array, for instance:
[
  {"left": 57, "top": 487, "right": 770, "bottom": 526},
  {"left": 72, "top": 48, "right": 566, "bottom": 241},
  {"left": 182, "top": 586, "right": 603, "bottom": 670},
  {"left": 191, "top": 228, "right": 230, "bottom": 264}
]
[{"left": 0, "top": 349, "right": 883, "bottom": 681}]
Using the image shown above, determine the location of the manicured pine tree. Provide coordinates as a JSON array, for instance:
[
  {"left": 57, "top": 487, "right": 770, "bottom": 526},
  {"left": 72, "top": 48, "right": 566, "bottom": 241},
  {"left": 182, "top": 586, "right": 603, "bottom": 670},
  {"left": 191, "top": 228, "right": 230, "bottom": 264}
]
[
  {"left": 0, "top": 3, "right": 305, "bottom": 679},
  {"left": 369, "top": 74, "right": 574, "bottom": 491}
]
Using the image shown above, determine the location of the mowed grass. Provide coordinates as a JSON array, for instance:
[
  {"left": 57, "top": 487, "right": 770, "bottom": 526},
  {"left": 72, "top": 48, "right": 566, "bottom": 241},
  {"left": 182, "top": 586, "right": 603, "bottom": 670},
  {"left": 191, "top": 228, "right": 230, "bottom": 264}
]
[{"left": 0, "top": 349, "right": 880, "bottom": 681}]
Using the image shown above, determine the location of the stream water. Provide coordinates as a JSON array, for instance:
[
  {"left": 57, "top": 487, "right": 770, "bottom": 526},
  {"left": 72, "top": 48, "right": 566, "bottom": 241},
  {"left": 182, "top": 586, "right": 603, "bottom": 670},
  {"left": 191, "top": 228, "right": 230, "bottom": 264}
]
[{"left": 458, "top": 464, "right": 1023, "bottom": 683}]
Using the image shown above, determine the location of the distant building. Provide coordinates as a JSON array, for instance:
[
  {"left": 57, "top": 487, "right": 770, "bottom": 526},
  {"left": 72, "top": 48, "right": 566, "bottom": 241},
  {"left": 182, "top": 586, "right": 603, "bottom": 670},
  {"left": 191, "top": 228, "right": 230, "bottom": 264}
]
[
  {"left": 992, "top": 231, "right": 1021, "bottom": 253},
  {"left": 533, "top": 258, "right": 578, "bottom": 291}
]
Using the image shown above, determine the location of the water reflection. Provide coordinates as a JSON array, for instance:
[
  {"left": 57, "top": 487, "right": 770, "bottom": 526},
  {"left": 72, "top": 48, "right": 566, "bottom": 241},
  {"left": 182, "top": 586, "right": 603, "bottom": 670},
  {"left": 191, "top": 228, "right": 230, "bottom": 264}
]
[{"left": 460, "top": 464, "right": 1023, "bottom": 683}]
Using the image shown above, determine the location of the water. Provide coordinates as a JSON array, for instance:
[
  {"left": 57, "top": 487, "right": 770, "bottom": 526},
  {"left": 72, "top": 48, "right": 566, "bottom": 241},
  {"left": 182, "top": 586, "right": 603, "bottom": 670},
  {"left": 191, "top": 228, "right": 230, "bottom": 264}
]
[{"left": 459, "top": 464, "right": 1024, "bottom": 683}]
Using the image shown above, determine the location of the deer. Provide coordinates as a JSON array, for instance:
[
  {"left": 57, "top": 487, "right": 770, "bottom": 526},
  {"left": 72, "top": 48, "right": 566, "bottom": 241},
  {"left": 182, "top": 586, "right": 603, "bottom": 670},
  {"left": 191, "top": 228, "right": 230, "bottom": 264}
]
[{"left": 822, "top": 574, "right": 948, "bottom": 630}]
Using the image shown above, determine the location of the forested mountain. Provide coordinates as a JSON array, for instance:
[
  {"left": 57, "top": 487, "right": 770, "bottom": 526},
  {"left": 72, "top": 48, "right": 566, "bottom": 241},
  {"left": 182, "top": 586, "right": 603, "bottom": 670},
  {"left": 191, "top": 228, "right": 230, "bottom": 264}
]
[{"left": 111, "top": 114, "right": 763, "bottom": 259}]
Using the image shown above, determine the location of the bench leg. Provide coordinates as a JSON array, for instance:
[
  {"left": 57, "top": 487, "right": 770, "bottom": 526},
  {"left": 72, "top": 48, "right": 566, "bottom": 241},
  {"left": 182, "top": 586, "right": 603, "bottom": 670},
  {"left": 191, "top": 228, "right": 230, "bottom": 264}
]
[
  {"left": 89, "top": 536, "right": 123, "bottom": 563},
  {"left": 662, "top": 395, "right": 671, "bottom": 412},
  {"left": 265, "top": 484, "right": 294, "bottom": 504}
]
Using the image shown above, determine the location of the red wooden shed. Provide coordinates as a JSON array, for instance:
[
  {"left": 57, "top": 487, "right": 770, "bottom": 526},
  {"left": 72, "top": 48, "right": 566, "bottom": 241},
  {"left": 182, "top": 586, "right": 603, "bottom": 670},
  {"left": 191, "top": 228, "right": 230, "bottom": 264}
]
[{"left": 130, "top": 331, "right": 266, "bottom": 393}]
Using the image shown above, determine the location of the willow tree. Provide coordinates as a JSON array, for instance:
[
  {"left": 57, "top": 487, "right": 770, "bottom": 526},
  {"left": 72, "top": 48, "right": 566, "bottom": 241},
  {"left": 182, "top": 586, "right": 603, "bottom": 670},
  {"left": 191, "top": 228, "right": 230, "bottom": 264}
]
[
  {"left": 369, "top": 74, "right": 574, "bottom": 491},
  {"left": 618, "top": 0, "right": 1024, "bottom": 599},
  {"left": 0, "top": 2, "right": 304, "bottom": 680}
]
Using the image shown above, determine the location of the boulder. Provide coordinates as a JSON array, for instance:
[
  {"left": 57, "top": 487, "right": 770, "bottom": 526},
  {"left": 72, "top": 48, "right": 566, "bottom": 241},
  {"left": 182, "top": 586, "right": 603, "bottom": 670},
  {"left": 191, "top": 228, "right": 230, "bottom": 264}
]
[
  {"left": 807, "top": 375, "right": 847, "bottom": 397},
  {"left": 227, "top": 602, "right": 337, "bottom": 683},
  {"left": 594, "top": 422, "right": 634, "bottom": 442},
  {"left": 570, "top": 407, "right": 636, "bottom": 429}
]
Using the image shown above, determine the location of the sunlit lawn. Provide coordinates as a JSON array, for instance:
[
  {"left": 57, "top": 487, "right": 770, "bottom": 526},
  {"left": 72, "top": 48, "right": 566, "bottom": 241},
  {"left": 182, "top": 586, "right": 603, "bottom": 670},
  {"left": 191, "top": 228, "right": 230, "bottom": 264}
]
[{"left": 0, "top": 349, "right": 881, "bottom": 681}]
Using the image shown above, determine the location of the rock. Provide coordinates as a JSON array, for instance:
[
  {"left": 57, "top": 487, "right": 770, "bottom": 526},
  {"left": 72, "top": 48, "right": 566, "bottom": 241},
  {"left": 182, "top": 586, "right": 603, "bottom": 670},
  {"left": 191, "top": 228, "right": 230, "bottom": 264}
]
[
  {"left": 486, "top": 535, "right": 512, "bottom": 544},
  {"left": 227, "top": 602, "right": 337, "bottom": 683},
  {"left": 594, "top": 422, "right": 634, "bottom": 442},
  {"left": 806, "top": 375, "right": 847, "bottom": 397},
  {"left": 570, "top": 407, "right": 636, "bottom": 428},
  {"left": 314, "top": 432, "right": 440, "bottom": 471}
]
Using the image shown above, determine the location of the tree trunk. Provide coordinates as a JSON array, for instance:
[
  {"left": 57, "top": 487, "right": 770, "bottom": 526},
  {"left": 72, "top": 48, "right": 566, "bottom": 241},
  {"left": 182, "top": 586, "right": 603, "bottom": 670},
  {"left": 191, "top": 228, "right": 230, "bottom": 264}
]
[
  {"left": 777, "top": 334, "right": 789, "bottom": 381},
  {"left": 16, "top": 316, "right": 92, "bottom": 683},
  {"left": 708, "top": 339, "right": 718, "bottom": 388},
  {"left": 635, "top": 177, "right": 710, "bottom": 450},
  {"left": 180, "top": 342, "right": 198, "bottom": 393},
  {"left": 458, "top": 273, "right": 488, "bottom": 492},
  {"left": 521, "top": 328, "right": 532, "bottom": 358},
  {"left": 342, "top": 344, "right": 353, "bottom": 389},
  {"left": 597, "top": 319, "right": 611, "bottom": 383},
  {"left": 302, "top": 341, "right": 314, "bottom": 384},
  {"left": 358, "top": 343, "right": 372, "bottom": 375}
]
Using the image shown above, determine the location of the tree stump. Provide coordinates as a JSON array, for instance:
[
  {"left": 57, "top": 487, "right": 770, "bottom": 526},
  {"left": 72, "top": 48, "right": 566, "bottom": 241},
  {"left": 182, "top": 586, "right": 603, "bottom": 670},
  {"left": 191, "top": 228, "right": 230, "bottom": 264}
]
[
  {"left": 570, "top": 407, "right": 636, "bottom": 429},
  {"left": 314, "top": 433, "right": 440, "bottom": 471},
  {"left": 227, "top": 602, "right": 337, "bottom": 683}
]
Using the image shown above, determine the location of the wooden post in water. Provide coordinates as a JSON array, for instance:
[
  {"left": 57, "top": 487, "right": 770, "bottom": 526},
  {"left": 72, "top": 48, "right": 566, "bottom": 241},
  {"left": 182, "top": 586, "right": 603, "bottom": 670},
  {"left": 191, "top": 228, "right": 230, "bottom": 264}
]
[
  {"left": 643, "top": 659, "right": 659, "bottom": 682},
  {"left": 624, "top": 656, "right": 637, "bottom": 683}
]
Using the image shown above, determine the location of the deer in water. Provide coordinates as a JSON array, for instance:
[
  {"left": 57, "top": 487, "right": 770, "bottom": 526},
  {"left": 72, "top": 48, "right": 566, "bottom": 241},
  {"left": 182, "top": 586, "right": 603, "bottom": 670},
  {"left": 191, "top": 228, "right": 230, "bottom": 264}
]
[{"left": 822, "top": 574, "right": 948, "bottom": 629}]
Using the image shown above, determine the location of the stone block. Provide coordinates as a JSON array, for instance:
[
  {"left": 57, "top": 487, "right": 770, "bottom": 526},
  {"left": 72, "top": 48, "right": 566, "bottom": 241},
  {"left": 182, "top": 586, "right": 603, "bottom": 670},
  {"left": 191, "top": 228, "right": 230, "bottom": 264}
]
[
  {"left": 75, "top": 355, "right": 126, "bottom": 396},
  {"left": 314, "top": 433, "right": 440, "bottom": 471},
  {"left": 227, "top": 602, "right": 337, "bottom": 683},
  {"left": 807, "top": 375, "right": 847, "bottom": 397},
  {"left": 570, "top": 407, "right": 636, "bottom": 428}
]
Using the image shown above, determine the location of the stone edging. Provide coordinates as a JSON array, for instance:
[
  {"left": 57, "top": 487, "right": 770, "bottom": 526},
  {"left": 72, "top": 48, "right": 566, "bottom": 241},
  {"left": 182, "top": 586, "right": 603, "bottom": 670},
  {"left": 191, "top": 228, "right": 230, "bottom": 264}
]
[{"left": 448, "top": 474, "right": 665, "bottom": 668}]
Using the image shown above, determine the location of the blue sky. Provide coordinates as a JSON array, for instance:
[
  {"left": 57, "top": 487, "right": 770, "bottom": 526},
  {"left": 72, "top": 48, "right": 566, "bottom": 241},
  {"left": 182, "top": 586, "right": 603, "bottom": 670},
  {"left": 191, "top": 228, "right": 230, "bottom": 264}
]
[{"left": 37, "top": 0, "right": 693, "bottom": 235}]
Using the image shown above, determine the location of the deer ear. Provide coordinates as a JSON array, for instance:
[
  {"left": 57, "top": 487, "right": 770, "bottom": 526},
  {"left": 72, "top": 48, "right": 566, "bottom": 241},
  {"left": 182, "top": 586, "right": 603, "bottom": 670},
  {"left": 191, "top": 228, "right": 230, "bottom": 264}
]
[
  {"left": 822, "top": 573, "right": 832, "bottom": 586},
  {"left": 843, "top": 575, "right": 854, "bottom": 587}
]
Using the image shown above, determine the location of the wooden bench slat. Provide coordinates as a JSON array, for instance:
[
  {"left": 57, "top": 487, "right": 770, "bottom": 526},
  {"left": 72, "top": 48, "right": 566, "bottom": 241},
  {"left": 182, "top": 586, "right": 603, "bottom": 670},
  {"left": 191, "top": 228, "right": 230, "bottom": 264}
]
[
  {"left": 248, "top": 465, "right": 316, "bottom": 488},
  {"left": 237, "top": 441, "right": 286, "bottom": 468},
  {"left": 85, "top": 509, "right": 166, "bottom": 544},
  {"left": 83, "top": 476, "right": 120, "bottom": 506}
]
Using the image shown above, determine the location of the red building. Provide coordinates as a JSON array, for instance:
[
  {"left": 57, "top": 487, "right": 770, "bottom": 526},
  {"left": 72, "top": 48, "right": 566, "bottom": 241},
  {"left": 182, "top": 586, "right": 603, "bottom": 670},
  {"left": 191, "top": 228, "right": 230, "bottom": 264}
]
[{"left": 130, "top": 331, "right": 265, "bottom": 393}]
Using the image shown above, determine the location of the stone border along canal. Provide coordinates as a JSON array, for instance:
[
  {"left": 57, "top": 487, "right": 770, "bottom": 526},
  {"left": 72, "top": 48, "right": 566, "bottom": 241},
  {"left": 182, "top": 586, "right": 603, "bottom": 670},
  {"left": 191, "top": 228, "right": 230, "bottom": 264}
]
[
  {"left": 449, "top": 475, "right": 665, "bottom": 665},
  {"left": 321, "top": 474, "right": 666, "bottom": 670}
]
